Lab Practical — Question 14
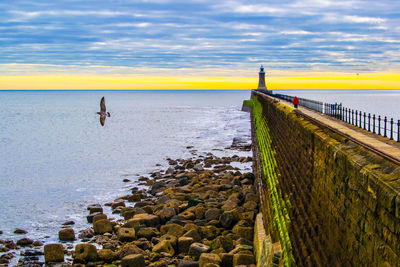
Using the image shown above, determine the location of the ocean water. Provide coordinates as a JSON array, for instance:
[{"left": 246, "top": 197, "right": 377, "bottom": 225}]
[
  {"left": 0, "top": 90, "right": 252, "bottom": 243},
  {"left": 277, "top": 89, "right": 400, "bottom": 120}
]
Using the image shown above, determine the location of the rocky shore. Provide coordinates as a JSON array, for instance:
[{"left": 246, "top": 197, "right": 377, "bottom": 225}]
[{"left": 1, "top": 151, "right": 257, "bottom": 267}]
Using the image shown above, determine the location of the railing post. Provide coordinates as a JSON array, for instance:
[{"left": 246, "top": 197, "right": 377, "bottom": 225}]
[
  {"left": 355, "top": 110, "right": 358, "bottom": 126},
  {"left": 384, "top": 116, "right": 387, "bottom": 137},
  {"left": 378, "top": 115, "right": 381, "bottom": 135},
  {"left": 390, "top": 118, "right": 393, "bottom": 140},
  {"left": 368, "top": 113, "right": 371, "bottom": 131},
  {"left": 359, "top": 111, "right": 362, "bottom": 128},
  {"left": 373, "top": 114, "right": 376, "bottom": 133},
  {"left": 352, "top": 110, "right": 354, "bottom": 125},
  {"left": 398, "top": 120, "right": 400, "bottom": 142},
  {"left": 363, "top": 112, "right": 366, "bottom": 130}
]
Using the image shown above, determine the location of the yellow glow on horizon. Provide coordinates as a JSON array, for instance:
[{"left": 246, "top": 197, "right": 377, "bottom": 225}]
[{"left": 0, "top": 71, "right": 399, "bottom": 90}]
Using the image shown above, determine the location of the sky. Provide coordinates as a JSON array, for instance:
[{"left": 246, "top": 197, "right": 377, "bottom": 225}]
[{"left": 0, "top": 0, "right": 399, "bottom": 89}]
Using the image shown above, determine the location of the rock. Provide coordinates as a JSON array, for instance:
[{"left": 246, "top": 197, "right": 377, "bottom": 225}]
[
  {"left": 17, "top": 237, "right": 33, "bottom": 246},
  {"left": 220, "top": 253, "right": 233, "bottom": 267},
  {"left": 193, "top": 164, "right": 204, "bottom": 171},
  {"left": 121, "top": 254, "right": 145, "bottom": 267},
  {"left": 188, "top": 242, "right": 210, "bottom": 260},
  {"left": 93, "top": 219, "right": 113, "bottom": 234},
  {"left": 134, "top": 238, "right": 152, "bottom": 250},
  {"left": 178, "top": 177, "right": 189, "bottom": 186},
  {"left": 0, "top": 230, "right": 2, "bottom": 235},
  {"left": 128, "top": 213, "right": 160, "bottom": 227},
  {"left": 219, "top": 211, "right": 238, "bottom": 228},
  {"left": 4, "top": 240, "right": 17, "bottom": 249},
  {"left": 117, "top": 243, "right": 145, "bottom": 259},
  {"left": 149, "top": 259, "right": 168, "bottom": 267},
  {"left": 62, "top": 220, "right": 75, "bottom": 226},
  {"left": 88, "top": 205, "right": 103, "bottom": 214},
  {"left": 178, "top": 260, "right": 200, "bottom": 267},
  {"left": 199, "top": 253, "right": 221, "bottom": 267},
  {"left": 178, "top": 236, "right": 194, "bottom": 254},
  {"left": 123, "top": 178, "right": 131, "bottom": 182},
  {"left": 32, "top": 241, "right": 43, "bottom": 246},
  {"left": 74, "top": 243, "right": 98, "bottom": 263},
  {"left": 160, "top": 223, "right": 184, "bottom": 237},
  {"left": 122, "top": 209, "right": 136, "bottom": 220},
  {"left": 86, "top": 212, "right": 101, "bottom": 223},
  {"left": 128, "top": 193, "right": 143, "bottom": 202},
  {"left": 160, "top": 234, "right": 178, "bottom": 250},
  {"left": 78, "top": 228, "right": 94, "bottom": 239},
  {"left": 150, "top": 183, "right": 166, "bottom": 195},
  {"left": 152, "top": 240, "right": 175, "bottom": 256},
  {"left": 98, "top": 249, "right": 117, "bottom": 263},
  {"left": 93, "top": 213, "right": 107, "bottom": 224},
  {"left": 200, "top": 225, "right": 220, "bottom": 240},
  {"left": 157, "top": 207, "right": 176, "bottom": 223},
  {"left": 58, "top": 228, "right": 75, "bottom": 241},
  {"left": 111, "top": 200, "right": 126, "bottom": 210},
  {"left": 195, "top": 206, "right": 206, "bottom": 220},
  {"left": 204, "top": 208, "right": 221, "bottom": 221},
  {"left": 44, "top": 244, "right": 64, "bottom": 262},
  {"left": 211, "top": 236, "right": 234, "bottom": 252},
  {"left": 118, "top": 227, "right": 136, "bottom": 242},
  {"left": 221, "top": 200, "right": 238, "bottom": 211},
  {"left": 233, "top": 253, "right": 255, "bottom": 266},
  {"left": 14, "top": 228, "right": 27, "bottom": 234},
  {"left": 183, "top": 229, "right": 201, "bottom": 242},
  {"left": 243, "top": 200, "right": 258, "bottom": 211},
  {"left": 137, "top": 227, "right": 159, "bottom": 240},
  {"left": 179, "top": 210, "right": 196, "bottom": 220},
  {"left": 232, "top": 225, "right": 253, "bottom": 240}
]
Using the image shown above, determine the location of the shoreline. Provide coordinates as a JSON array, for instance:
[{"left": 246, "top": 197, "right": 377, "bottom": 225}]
[{"left": 1, "top": 144, "right": 256, "bottom": 266}]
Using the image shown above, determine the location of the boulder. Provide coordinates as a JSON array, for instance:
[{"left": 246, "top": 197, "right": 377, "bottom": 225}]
[
  {"left": 188, "top": 242, "right": 210, "bottom": 260},
  {"left": 243, "top": 200, "right": 257, "bottom": 211},
  {"left": 199, "top": 253, "right": 221, "bottom": 267},
  {"left": 152, "top": 240, "right": 175, "bottom": 256},
  {"left": 200, "top": 225, "right": 220, "bottom": 240},
  {"left": 157, "top": 207, "right": 176, "bottom": 223},
  {"left": 204, "top": 208, "right": 221, "bottom": 222},
  {"left": 183, "top": 229, "right": 201, "bottom": 242},
  {"left": 178, "top": 260, "right": 200, "bottom": 267},
  {"left": 93, "top": 219, "right": 113, "bottom": 234},
  {"left": 74, "top": 243, "right": 98, "bottom": 263},
  {"left": 89, "top": 205, "right": 103, "bottom": 214},
  {"left": 194, "top": 206, "right": 206, "bottom": 220},
  {"left": 160, "top": 234, "right": 178, "bottom": 250},
  {"left": 98, "top": 249, "right": 117, "bottom": 263},
  {"left": 137, "top": 227, "right": 159, "bottom": 240},
  {"left": 117, "top": 243, "right": 145, "bottom": 259},
  {"left": 219, "top": 210, "right": 238, "bottom": 229},
  {"left": 220, "top": 253, "right": 233, "bottom": 267},
  {"left": 179, "top": 210, "right": 196, "bottom": 220},
  {"left": 93, "top": 213, "right": 107, "bottom": 224},
  {"left": 58, "top": 228, "right": 75, "bottom": 241},
  {"left": 211, "top": 236, "right": 233, "bottom": 252},
  {"left": 128, "top": 213, "right": 160, "bottom": 227},
  {"left": 160, "top": 223, "right": 184, "bottom": 237},
  {"left": 178, "top": 237, "right": 194, "bottom": 254},
  {"left": 121, "top": 254, "right": 145, "bottom": 267},
  {"left": 118, "top": 227, "right": 136, "bottom": 242},
  {"left": 17, "top": 238, "right": 33, "bottom": 246},
  {"left": 86, "top": 212, "right": 102, "bottom": 223},
  {"left": 14, "top": 228, "right": 27, "bottom": 234},
  {"left": 233, "top": 253, "right": 255, "bottom": 266},
  {"left": 232, "top": 225, "right": 253, "bottom": 240},
  {"left": 44, "top": 244, "right": 64, "bottom": 262}
]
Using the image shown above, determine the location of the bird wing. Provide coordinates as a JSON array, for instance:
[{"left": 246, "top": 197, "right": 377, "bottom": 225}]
[
  {"left": 100, "top": 115, "right": 106, "bottom": 126},
  {"left": 100, "top": 97, "right": 106, "bottom": 112}
]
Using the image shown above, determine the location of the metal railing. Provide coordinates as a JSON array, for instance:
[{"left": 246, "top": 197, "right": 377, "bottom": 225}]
[{"left": 256, "top": 90, "right": 399, "bottom": 142}]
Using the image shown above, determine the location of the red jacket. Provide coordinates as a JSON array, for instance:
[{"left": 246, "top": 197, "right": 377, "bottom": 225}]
[{"left": 293, "top": 96, "right": 299, "bottom": 105}]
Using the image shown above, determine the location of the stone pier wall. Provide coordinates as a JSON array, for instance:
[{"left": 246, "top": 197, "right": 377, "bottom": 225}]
[{"left": 249, "top": 91, "right": 400, "bottom": 266}]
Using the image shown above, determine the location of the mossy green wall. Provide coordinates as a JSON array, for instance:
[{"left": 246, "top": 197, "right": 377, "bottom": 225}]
[{"left": 250, "top": 91, "right": 400, "bottom": 266}]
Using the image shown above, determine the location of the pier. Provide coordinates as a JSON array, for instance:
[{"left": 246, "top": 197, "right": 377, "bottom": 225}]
[{"left": 245, "top": 90, "right": 400, "bottom": 266}]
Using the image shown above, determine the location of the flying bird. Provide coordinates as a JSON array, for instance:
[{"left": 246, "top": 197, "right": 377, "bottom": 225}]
[{"left": 97, "top": 96, "right": 110, "bottom": 126}]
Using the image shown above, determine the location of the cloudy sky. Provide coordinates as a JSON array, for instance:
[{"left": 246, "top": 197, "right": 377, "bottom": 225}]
[{"left": 0, "top": 0, "right": 399, "bottom": 89}]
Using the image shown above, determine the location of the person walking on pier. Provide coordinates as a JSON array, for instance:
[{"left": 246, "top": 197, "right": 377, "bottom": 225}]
[{"left": 293, "top": 96, "right": 299, "bottom": 108}]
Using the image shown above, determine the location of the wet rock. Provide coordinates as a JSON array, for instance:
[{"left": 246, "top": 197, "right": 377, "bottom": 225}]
[
  {"left": 150, "top": 183, "right": 166, "bottom": 195},
  {"left": 199, "top": 253, "right": 221, "bottom": 267},
  {"left": 74, "top": 243, "right": 98, "bottom": 263},
  {"left": 17, "top": 237, "right": 34, "bottom": 246},
  {"left": 193, "top": 164, "right": 204, "bottom": 172},
  {"left": 232, "top": 225, "right": 253, "bottom": 240},
  {"left": 137, "top": 227, "right": 159, "bottom": 240},
  {"left": 14, "top": 228, "right": 28, "bottom": 234},
  {"left": 111, "top": 200, "right": 125, "bottom": 210},
  {"left": 183, "top": 229, "right": 201, "bottom": 242},
  {"left": 178, "top": 237, "right": 194, "bottom": 254},
  {"left": 233, "top": 253, "right": 255, "bottom": 266},
  {"left": 178, "top": 177, "right": 189, "bottom": 186},
  {"left": 93, "top": 219, "right": 113, "bottom": 234},
  {"left": 118, "top": 227, "right": 136, "bottom": 242},
  {"left": 123, "top": 178, "right": 131, "bottom": 182},
  {"left": 58, "top": 228, "right": 75, "bottom": 241},
  {"left": 160, "top": 234, "right": 178, "bottom": 250},
  {"left": 4, "top": 240, "right": 17, "bottom": 249},
  {"left": 88, "top": 205, "right": 103, "bottom": 214},
  {"left": 93, "top": 213, "right": 107, "bottom": 224},
  {"left": 128, "top": 213, "right": 160, "bottom": 227},
  {"left": 178, "top": 260, "right": 199, "bottom": 267},
  {"left": 98, "top": 249, "right": 117, "bottom": 263},
  {"left": 128, "top": 193, "right": 143, "bottom": 202},
  {"left": 78, "top": 228, "right": 94, "bottom": 239},
  {"left": 204, "top": 208, "right": 221, "bottom": 222},
  {"left": 188, "top": 242, "right": 210, "bottom": 260},
  {"left": 160, "top": 223, "right": 184, "bottom": 237},
  {"left": 157, "top": 207, "right": 176, "bottom": 223},
  {"left": 121, "top": 254, "right": 145, "bottom": 267},
  {"left": 200, "top": 225, "right": 220, "bottom": 240},
  {"left": 21, "top": 249, "right": 43, "bottom": 256},
  {"left": 86, "top": 211, "right": 102, "bottom": 223},
  {"left": 122, "top": 209, "right": 136, "bottom": 220},
  {"left": 32, "top": 240, "right": 43, "bottom": 246},
  {"left": 152, "top": 240, "right": 175, "bottom": 257},
  {"left": 44, "top": 243, "right": 64, "bottom": 262},
  {"left": 219, "top": 210, "right": 238, "bottom": 228},
  {"left": 243, "top": 200, "right": 258, "bottom": 211},
  {"left": 117, "top": 243, "right": 145, "bottom": 259},
  {"left": 134, "top": 238, "right": 152, "bottom": 250},
  {"left": 0, "top": 230, "right": 2, "bottom": 235},
  {"left": 220, "top": 253, "right": 233, "bottom": 267},
  {"left": 179, "top": 210, "right": 196, "bottom": 220},
  {"left": 62, "top": 220, "right": 75, "bottom": 226},
  {"left": 211, "top": 236, "right": 233, "bottom": 252}
]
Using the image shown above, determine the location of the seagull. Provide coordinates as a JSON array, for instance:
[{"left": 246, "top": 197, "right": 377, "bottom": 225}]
[{"left": 97, "top": 96, "right": 110, "bottom": 126}]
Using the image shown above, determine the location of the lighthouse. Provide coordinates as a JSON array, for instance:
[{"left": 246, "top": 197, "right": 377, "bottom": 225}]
[{"left": 257, "top": 65, "right": 267, "bottom": 90}]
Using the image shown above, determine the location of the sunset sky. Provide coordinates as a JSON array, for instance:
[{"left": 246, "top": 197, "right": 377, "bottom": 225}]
[{"left": 1, "top": 0, "right": 399, "bottom": 89}]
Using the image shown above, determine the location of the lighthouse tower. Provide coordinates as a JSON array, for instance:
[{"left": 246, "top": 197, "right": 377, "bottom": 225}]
[{"left": 257, "top": 65, "right": 267, "bottom": 90}]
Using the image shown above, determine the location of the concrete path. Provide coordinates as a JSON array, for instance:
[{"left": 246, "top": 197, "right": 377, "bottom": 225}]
[{"left": 267, "top": 94, "right": 400, "bottom": 163}]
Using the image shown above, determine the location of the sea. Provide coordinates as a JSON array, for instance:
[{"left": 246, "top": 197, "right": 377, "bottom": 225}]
[{"left": 0, "top": 89, "right": 399, "bottom": 246}]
